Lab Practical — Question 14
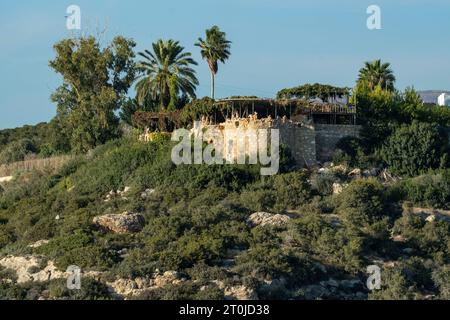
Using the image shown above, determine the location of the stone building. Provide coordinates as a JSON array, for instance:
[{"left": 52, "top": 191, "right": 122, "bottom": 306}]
[{"left": 191, "top": 98, "right": 361, "bottom": 167}]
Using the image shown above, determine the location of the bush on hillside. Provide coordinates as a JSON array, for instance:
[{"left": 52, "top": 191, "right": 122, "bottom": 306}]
[
  {"left": 0, "top": 138, "right": 37, "bottom": 165},
  {"left": 333, "top": 136, "right": 379, "bottom": 169},
  {"left": 393, "top": 214, "right": 450, "bottom": 263},
  {"left": 336, "top": 178, "right": 387, "bottom": 228},
  {"left": 239, "top": 171, "right": 312, "bottom": 214},
  {"left": 393, "top": 171, "right": 450, "bottom": 209},
  {"left": 379, "top": 121, "right": 448, "bottom": 176},
  {"left": 432, "top": 265, "right": 450, "bottom": 299}
]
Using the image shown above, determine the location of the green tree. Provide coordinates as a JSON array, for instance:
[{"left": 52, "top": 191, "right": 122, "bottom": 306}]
[
  {"left": 358, "top": 59, "right": 396, "bottom": 91},
  {"left": 400, "top": 87, "right": 427, "bottom": 122},
  {"left": 432, "top": 266, "right": 450, "bottom": 299},
  {"left": 49, "top": 36, "right": 136, "bottom": 153},
  {"left": 196, "top": 26, "right": 232, "bottom": 99},
  {"left": 336, "top": 178, "right": 387, "bottom": 228},
  {"left": 380, "top": 121, "right": 448, "bottom": 176},
  {"left": 351, "top": 81, "right": 401, "bottom": 150},
  {"left": 135, "top": 39, "right": 198, "bottom": 110}
]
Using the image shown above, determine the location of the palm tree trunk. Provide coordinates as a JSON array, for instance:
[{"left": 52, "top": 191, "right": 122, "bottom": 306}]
[{"left": 211, "top": 72, "right": 215, "bottom": 100}]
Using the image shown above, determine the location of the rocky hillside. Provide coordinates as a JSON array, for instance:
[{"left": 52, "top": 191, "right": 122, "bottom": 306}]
[{"left": 0, "top": 137, "right": 449, "bottom": 300}]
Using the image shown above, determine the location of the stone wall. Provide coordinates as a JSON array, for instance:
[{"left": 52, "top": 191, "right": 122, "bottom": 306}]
[
  {"left": 314, "top": 124, "right": 362, "bottom": 162},
  {"left": 192, "top": 116, "right": 361, "bottom": 167},
  {"left": 275, "top": 121, "right": 316, "bottom": 167}
]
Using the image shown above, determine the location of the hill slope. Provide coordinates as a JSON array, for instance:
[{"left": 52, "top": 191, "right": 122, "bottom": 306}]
[{"left": 0, "top": 137, "right": 449, "bottom": 300}]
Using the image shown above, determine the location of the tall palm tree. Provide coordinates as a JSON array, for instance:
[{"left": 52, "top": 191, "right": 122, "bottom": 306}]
[
  {"left": 358, "top": 59, "right": 396, "bottom": 91},
  {"left": 196, "top": 26, "right": 232, "bottom": 99},
  {"left": 135, "top": 39, "right": 198, "bottom": 110}
]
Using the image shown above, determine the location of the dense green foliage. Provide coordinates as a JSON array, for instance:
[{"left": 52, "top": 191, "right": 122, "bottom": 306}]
[
  {"left": 392, "top": 171, "right": 450, "bottom": 209},
  {"left": 1, "top": 35, "right": 450, "bottom": 301},
  {"left": 135, "top": 39, "right": 198, "bottom": 110},
  {"left": 49, "top": 36, "right": 136, "bottom": 153},
  {"left": 357, "top": 60, "right": 396, "bottom": 91},
  {"left": 0, "top": 123, "right": 65, "bottom": 164},
  {"left": 276, "top": 83, "right": 350, "bottom": 101},
  {"left": 379, "top": 122, "right": 448, "bottom": 176},
  {"left": 1, "top": 135, "right": 448, "bottom": 300}
]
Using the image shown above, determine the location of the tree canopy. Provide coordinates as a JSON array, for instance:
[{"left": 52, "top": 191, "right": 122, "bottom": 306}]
[
  {"left": 276, "top": 83, "right": 350, "bottom": 101},
  {"left": 135, "top": 39, "right": 198, "bottom": 111},
  {"left": 357, "top": 60, "right": 396, "bottom": 91},
  {"left": 49, "top": 36, "right": 137, "bottom": 153},
  {"left": 196, "top": 26, "right": 232, "bottom": 99}
]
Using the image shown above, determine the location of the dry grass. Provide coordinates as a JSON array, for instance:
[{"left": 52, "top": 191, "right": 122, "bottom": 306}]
[{"left": 0, "top": 155, "right": 72, "bottom": 177}]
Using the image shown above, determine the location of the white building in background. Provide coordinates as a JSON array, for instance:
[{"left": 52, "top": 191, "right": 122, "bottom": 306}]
[{"left": 438, "top": 93, "right": 450, "bottom": 106}]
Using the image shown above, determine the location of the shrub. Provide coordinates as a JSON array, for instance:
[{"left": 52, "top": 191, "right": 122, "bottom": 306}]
[
  {"left": 336, "top": 178, "right": 387, "bottom": 228},
  {"left": 333, "top": 136, "right": 375, "bottom": 168},
  {"left": 432, "top": 265, "right": 450, "bottom": 299},
  {"left": 394, "top": 171, "right": 450, "bottom": 209},
  {"left": 380, "top": 121, "right": 448, "bottom": 176},
  {"left": 0, "top": 138, "right": 37, "bottom": 165},
  {"left": 37, "top": 230, "right": 119, "bottom": 270},
  {"left": 393, "top": 214, "right": 450, "bottom": 262},
  {"left": 272, "top": 171, "right": 312, "bottom": 212},
  {"left": 369, "top": 266, "right": 420, "bottom": 300},
  {"left": 310, "top": 172, "right": 338, "bottom": 196},
  {"left": 136, "top": 282, "right": 224, "bottom": 300},
  {"left": 0, "top": 282, "right": 30, "bottom": 300},
  {"left": 234, "top": 226, "right": 317, "bottom": 287},
  {"left": 0, "top": 224, "right": 16, "bottom": 248},
  {"left": 48, "top": 278, "right": 113, "bottom": 300},
  {"left": 314, "top": 227, "right": 364, "bottom": 273},
  {"left": 239, "top": 171, "right": 312, "bottom": 214}
]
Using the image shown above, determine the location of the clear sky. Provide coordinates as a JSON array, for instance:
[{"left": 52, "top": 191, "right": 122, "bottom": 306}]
[{"left": 1, "top": 0, "right": 449, "bottom": 129}]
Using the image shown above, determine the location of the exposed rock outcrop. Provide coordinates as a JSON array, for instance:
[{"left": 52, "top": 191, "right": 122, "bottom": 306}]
[
  {"left": 93, "top": 211, "right": 145, "bottom": 234},
  {"left": 107, "top": 271, "right": 183, "bottom": 297},
  {"left": 141, "top": 188, "right": 155, "bottom": 199},
  {"left": 28, "top": 240, "right": 50, "bottom": 249},
  {"left": 107, "top": 271, "right": 258, "bottom": 300},
  {"left": 0, "top": 255, "right": 66, "bottom": 284},
  {"left": 224, "top": 285, "right": 258, "bottom": 300},
  {"left": 247, "top": 212, "right": 291, "bottom": 227},
  {"left": 104, "top": 187, "right": 131, "bottom": 202},
  {"left": 332, "top": 182, "right": 348, "bottom": 195}
]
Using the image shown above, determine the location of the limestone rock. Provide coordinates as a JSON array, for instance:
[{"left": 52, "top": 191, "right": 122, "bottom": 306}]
[
  {"left": 141, "top": 188, "right": 155, "bottom": 199},
  {"left": 28, "top": 240, "right": 50, "bottom": 249},
  {"left": 0, "top": 256, "right": 66, "bottom": 284},
  {"left": 154, "top": 271, "right": 180, "bottom": 287},
  {"left": 93, "top": 211, "right": 145, "bottom": 234},
  {"left": 0, "top": 176, "right": 13, "bottom": 183},
  {"left": 425, "top": 214, "right": 436, "bottom": 223},
  {"left": 224, "top": 285, "right": 258, "bottom": 300},
  {"left": 247, "top": 212, "right": 291, "bottom": 227},
  {"left": 332, "top": 182, "right": 348, "bottom": 195},
  {"left": 108, "top": 271, "right": 182, "bottom": 297},
  {"left": 379, "top": 168, "right": 399, "bottom": 183},
  {"left": 348, "top": 168, "right": 362, "bottom": 177},
  {"left": 330, "top": 164, "right": 348, "bottom": 174},
  {"left": 108, "top": 277, "right": 154, "bottom": 297},
  {"left": 104, "top": 187, "right": 131, "bottom": 202}
]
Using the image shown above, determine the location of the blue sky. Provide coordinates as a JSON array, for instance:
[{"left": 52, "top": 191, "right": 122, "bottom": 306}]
[{"left": 0, "top": 0, "right": 449, "bottom": 129}]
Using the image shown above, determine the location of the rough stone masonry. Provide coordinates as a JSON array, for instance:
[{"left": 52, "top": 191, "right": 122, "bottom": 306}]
[{"left": 193, "top": 114, "right": 361, "bottom": 167}]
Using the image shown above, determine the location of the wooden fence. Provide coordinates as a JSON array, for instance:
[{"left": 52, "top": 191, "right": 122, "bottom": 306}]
[{"left": 0, "top": 155, "right": 72, "bottom": 177}]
